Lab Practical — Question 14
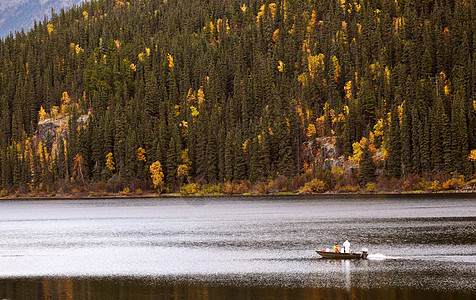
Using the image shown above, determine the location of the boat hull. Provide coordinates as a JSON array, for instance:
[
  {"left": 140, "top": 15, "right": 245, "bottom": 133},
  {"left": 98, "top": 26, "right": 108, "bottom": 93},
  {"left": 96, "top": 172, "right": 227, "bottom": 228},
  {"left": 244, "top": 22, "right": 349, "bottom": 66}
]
[{"left": 316, "top": 250, "right": 364, "bottom": 259}]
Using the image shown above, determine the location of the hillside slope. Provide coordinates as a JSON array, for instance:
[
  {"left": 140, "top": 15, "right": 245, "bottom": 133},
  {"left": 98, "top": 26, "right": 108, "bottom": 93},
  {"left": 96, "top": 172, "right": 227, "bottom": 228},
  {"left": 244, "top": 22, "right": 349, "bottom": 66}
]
[{"left": 0, "top": 0, "right": 475, "bottom": 195}]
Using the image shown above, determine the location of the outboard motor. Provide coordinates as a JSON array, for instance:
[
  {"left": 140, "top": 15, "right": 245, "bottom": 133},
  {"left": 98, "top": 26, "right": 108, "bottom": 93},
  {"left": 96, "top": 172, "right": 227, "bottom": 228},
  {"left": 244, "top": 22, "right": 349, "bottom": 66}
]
[{"left": 361, "top": 248, "right": 368, "bottom": 259}]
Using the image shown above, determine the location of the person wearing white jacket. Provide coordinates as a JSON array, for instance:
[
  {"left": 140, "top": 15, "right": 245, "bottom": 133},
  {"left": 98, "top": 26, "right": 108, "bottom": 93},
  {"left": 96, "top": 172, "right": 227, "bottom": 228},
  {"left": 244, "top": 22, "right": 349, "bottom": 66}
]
[{"left": 343, "top": 240, "right": 350, "bottom": 253}]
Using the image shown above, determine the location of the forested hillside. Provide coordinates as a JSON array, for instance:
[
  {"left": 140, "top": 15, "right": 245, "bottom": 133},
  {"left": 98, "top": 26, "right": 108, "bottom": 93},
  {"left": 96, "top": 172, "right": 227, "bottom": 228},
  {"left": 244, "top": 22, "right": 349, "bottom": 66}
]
[{"left": 0, "top": 0, "right": 475, "bottom": 195}]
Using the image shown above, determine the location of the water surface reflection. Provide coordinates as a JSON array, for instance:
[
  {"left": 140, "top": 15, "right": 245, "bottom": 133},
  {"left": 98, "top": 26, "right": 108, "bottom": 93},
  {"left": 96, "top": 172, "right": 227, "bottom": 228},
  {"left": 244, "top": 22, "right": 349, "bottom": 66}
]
[
  {"left": 0, "top": 195, "right": 474, "bottom": 299},
  {"left": 0, "top": 277, "right": 474, "bottom": 300}
]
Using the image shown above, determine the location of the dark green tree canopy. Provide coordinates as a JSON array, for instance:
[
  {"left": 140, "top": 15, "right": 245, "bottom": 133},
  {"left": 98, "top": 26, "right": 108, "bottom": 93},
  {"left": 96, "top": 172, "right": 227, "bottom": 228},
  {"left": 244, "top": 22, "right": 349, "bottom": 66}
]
[{"left": 0, "top": 0, "right": 474, "bottom": 193}]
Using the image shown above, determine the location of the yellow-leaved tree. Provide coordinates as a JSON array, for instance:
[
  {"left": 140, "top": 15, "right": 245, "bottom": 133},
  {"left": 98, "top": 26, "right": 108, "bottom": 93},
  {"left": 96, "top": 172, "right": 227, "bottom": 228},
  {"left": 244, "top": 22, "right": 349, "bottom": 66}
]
[
  {"left": 306, "top": 123, "right": 316, "bottom": 138},
  {"left": 344, "top": 81, "right": 353, "bottom": 100},
  {"left": 277, "top": 60, "right": 284, "bottom": 72},
  {"left": 150, "top": 161, "right": 164, "bottom": 192},
  {"left": 47, "top": 23, "right": 54, "bottom": 35},
  {"left": 73, "top": 154, "right": 86, "bottom": 186},
  {"left": 469, "top": 150, "right": 476, "bottom": 162},
  {"left": 177, "top": 149, "right": 191, "bottom": 184},
  {"left": 197, "top": 87, "right": 205, "bottom": 107},
  {"left": 38, "top": 106, "right": 49, "bottom": 121},
  {"left": 106, "top": 152, "right": 115, "bottom": 171},
  {"left": 60, "top": 91, "right": 72, "bottom": 116},
  {"left": 137, "top": 147, "right": 146, "bottom": 162},
  {"left": 349, "top": 137, "right": 367, "bottom": 164},
  {"left": 167, "top": 53, "right": 174, "bottom": 69},
  {"left": 332, "top": 55, "right": 341, "bottom": 82},
  {"left": 308, "top": 53, "right": 325, "bottom": 78}
]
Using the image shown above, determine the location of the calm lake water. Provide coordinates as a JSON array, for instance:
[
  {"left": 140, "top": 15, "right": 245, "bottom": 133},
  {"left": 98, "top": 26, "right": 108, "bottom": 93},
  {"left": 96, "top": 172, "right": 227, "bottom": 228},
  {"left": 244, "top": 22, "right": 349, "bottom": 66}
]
[{"left": 0, "top": 194, "right": 475, "bottom": 299}]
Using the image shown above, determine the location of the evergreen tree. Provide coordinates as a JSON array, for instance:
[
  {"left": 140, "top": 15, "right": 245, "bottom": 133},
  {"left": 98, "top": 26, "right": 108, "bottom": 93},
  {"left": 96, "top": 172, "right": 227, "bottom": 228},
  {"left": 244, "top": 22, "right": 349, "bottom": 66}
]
[
  {"left": 233, "top": 128, "right": 247, "bottom": 181},
  {"left": 124, "top": 129, "right": 138, "bottom": 180},
  {"left": 206, "top": 124, "right": 218, "bottom": 184},
  {"left": 451, "top": 82, "right": 470, "bottom": 176},
  {"left": 400, "top": 101, "right": 412, "bottom": 176},
  {"left": 359, "top": 142, "right": 376, "bottom": 185},
  {"left": 249, "top": 136, "right": 264, "bottom": 183},
  {"left": 420, "top": 117, "right": 431, "bottom": 173},
  {"left": 386, "top": 106, "right": 401, "bottom": 178},
  {"left": 114, "top": 105, "right": 126, "bottom": 173},
  {"left": 224, "top": 131, "right": 234, "bottom": 181}
]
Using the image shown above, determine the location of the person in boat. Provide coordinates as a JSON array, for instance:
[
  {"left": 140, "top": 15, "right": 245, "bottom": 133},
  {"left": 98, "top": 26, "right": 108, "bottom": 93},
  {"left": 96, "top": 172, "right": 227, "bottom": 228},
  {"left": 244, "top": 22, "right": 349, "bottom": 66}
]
[
  {"left": 343, "top": 240, "right": 350, "bottom": 253},
  {"left": 334, "top": 243, "right": 340, "bottom": 253}
]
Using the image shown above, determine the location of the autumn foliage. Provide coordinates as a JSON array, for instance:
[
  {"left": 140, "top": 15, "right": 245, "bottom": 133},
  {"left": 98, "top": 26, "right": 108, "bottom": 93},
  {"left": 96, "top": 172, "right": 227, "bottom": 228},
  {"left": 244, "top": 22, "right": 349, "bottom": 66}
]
[{"left": 0, "top": 0, "right": 475, "bottom": 196}]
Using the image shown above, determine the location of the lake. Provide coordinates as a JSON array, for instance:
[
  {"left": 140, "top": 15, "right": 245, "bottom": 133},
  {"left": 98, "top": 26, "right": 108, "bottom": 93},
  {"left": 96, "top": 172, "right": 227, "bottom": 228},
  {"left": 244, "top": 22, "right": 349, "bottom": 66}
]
[{"left": 0, "top": 194, "right": 474, "bottom": 299}]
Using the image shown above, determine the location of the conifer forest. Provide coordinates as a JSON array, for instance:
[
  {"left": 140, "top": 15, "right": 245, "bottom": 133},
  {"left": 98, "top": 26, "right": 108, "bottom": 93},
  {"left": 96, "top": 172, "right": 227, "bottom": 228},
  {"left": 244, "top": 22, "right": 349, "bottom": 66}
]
[{"left": 0, "top": 0, "right": 476, "bottom": 196}]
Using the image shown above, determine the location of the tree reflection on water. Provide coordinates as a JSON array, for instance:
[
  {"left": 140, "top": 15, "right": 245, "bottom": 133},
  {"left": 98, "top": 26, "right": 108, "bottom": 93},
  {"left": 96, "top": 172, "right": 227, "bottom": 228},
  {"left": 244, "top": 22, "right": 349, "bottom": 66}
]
[{"left": 0, "top": 277, "right": 474, "bottom": 300}]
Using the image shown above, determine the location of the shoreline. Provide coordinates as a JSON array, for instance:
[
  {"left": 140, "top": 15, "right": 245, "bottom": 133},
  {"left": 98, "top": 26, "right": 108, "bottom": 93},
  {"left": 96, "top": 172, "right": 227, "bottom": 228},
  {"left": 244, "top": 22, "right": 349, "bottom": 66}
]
[{"left": 2, "top": 189, "right": 475, "bottom": 201}]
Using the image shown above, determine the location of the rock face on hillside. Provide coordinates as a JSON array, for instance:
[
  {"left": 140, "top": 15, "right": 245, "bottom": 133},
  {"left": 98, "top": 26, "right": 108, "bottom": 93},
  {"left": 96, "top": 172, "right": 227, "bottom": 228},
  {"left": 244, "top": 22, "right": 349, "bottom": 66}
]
[
  {"left": 0, "top": 0, "right": 84, "bottom": 37},
  {"left": 316, "top": 137, "right": 343, "bottom": 169},
  {"left": 36, "top": 118, "right": 68, "bottom": 151},
  {"left": 316, "top": 136, "right": 359, "bottom": 174},
  {"left": 35, "top": 114, "right": 88, "bottom": 152}
]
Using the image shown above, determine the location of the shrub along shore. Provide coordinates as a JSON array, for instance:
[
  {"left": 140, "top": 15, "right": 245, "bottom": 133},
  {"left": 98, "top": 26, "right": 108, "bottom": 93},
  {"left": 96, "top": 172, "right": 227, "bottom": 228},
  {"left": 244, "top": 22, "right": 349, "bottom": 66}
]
[{"left": 2, "top": 173, "right": 475, "bottom": 199}]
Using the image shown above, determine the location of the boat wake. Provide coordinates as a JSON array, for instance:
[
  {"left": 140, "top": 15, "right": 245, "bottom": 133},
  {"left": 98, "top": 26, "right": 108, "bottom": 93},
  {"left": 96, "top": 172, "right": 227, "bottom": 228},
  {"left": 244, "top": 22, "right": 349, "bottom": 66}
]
[
  {"left": 406, "top": 255, "right": 476, "bottom": 263},
  {"left": 366, "top": 253, "right": 476, "bottom": 263},
  {"left": 366, "top": 253, "right": 401, "bottom": 260}
]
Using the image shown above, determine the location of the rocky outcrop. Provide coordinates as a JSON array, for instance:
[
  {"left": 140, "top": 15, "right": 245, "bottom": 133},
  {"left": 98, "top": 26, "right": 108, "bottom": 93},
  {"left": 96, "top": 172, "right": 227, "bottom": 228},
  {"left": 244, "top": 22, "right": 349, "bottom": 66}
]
[
  {"left": 316, "top": 136, "right": 359, "bottom": 175},
  {"left": 316, "top": 137, "right": 344, "bottom": 170},
  {"left": 318, "top": 136, "right": 338, "bottom": 159},
  {"left": 34, "top": 114, "right": 88, "bottom": 152},
  {"left": 35, "top": 118, "right": 67, "bottom": 152}
]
